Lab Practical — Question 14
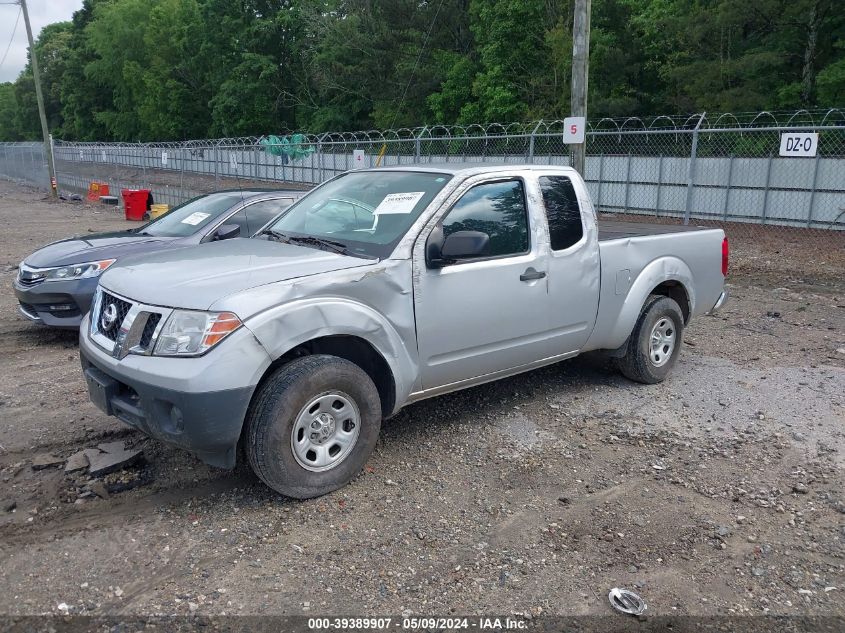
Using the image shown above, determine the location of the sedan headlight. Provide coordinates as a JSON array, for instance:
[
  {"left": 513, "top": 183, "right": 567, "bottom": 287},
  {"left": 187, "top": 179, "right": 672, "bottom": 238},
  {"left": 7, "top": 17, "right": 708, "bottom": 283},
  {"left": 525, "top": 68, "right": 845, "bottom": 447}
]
[
  {"left": 153, "top": 310, "right": 242, "bottom": 357},
  {"left": 45, "top": 259, "right": 116, "bottom": 281}
]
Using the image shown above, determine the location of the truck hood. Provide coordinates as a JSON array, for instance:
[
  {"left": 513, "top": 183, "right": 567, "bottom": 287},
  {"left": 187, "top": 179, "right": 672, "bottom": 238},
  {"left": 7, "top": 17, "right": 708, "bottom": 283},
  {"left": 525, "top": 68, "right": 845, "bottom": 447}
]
[
  {"left": 99, "top": 238, "right": 373, "bottom": 310},
  {"left": 25, "top": 231, "right": 177, "bottom": 268}
]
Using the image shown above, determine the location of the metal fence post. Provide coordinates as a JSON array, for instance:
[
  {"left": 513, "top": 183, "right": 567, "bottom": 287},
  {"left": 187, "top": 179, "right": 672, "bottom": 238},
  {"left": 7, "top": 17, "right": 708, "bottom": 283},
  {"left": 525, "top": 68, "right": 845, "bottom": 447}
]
[
  {"left": 141, "top": 144, "right": 148, "bottom": 189},
  {"left": 253, "top": 144, "right": 259, "bottom": 184},
  {"left": 683, "top": 112, "right": 706, "bottom": 225},
  {"left": 415, "top": 126, "right": 427, "bottom": 163},
  {"left": 806, "top": 152, "right": 821, "bottom": 228},
  {"left": 722, "top": 154, "right": 734, "bottom": 221},
  {"left": 761, "top": 153, "right": 773, "bottom": 225},
  {"left": 528, "top": 121, "right": 542, "bottom": 164},
  {"left": 596, "top": 153, "right": 604, "bottom": 211},
  {"left": 655, "top": 154, "right": 664, "bottom": 217},
  {"left": 317, "top": 134, "right": 326, "bottom": 183},
  {"left": 179, "top": 143, "right": 185, "bottom": 202},
  {"left": 624, "top": 153, "right": 632, "bottom": 212},
  {"left": 49, "top": 134, "right": 58, "bottom": 192},
  {"left": 214, "top": 143, "right": 219, "bottom": 186}
]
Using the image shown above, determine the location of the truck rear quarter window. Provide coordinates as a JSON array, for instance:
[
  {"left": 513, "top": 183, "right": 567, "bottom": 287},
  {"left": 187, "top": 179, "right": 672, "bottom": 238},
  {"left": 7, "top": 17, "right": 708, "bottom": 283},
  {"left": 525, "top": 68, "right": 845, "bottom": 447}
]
[
  {"left": 539, "top": 176, "right": 583, "bottom": 250},
  {"left": 442, "top": 179, "right": 529, "bottom": 257}
]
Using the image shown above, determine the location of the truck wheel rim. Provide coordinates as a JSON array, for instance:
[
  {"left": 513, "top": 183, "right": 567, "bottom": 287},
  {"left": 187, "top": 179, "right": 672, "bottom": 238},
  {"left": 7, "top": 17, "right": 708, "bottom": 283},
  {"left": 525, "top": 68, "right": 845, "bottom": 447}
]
[
  {"left": 649, "top": 317, "right": 676, "bottom": 367},
  {"left": 291, "top": 391, "right": 361, "bottom": 472}
]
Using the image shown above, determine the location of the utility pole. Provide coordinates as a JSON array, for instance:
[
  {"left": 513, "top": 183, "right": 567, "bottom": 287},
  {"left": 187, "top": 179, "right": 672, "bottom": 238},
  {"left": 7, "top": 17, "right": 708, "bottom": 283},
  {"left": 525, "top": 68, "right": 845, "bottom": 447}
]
[
  {"left": 20, "top": 0, "right": 57, "bottom": 197},
  {"left": 570, "top": 0, "right": 591, "bottom": 177}
]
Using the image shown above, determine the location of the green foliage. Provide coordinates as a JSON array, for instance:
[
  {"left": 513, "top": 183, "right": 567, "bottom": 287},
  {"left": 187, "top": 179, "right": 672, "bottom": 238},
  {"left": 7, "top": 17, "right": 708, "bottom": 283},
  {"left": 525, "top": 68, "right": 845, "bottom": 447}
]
[
  {"left": 0, "top": 83, "right": 21, "bottom": 141},
  {"left": 817, "top": 41, "right": 845, "bottom": 104},
  {"left": 0, "top": 0, "right": 842, "bottom": 141}
]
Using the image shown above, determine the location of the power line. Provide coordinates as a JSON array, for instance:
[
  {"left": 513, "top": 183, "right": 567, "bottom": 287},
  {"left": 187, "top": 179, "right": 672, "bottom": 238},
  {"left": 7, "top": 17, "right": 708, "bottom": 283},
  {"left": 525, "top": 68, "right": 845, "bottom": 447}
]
[
  {"left": 0, "top": 5, "right": 22, "bottom": 71},
  {"left": 388, "top": 0, "right": 445, "bottom": 130}
]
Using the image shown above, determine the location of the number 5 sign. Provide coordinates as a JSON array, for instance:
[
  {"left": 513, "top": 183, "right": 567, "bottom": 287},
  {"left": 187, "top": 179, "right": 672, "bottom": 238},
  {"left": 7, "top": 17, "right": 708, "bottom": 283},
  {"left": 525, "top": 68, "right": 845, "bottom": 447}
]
[{"left": 563, "top": 116, "right": 586, "bottom": 144}]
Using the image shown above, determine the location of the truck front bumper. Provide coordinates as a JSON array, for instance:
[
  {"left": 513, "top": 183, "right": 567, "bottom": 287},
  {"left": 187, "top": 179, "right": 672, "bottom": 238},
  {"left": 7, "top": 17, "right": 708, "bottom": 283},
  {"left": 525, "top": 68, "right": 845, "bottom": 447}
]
[{"left": 79, "top": 314, "right": 273, "bottom": 468}]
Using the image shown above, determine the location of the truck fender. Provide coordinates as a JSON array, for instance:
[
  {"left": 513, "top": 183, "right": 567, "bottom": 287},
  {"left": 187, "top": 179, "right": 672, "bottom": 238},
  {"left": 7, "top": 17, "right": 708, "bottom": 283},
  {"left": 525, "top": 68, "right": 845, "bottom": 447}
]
[
  {"left": 602, "top": 256, "right": 695, "bottom": 350},
  {"left": 245, "top": 297, "right": 417, "bottom": 412}
]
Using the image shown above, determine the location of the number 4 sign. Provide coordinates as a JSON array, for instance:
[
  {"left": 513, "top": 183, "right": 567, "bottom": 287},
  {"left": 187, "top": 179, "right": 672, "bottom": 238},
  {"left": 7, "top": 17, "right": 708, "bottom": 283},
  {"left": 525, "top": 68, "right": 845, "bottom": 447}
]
[{"left": 563, "top": 116, "right": 586, "bottom": 144}]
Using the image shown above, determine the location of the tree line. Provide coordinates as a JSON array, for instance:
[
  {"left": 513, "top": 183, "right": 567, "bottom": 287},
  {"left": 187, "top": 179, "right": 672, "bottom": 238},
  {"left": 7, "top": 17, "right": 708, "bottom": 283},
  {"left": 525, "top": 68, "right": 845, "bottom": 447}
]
[{"left": 0, "top": 0, "right": 842, "bottom": 142}]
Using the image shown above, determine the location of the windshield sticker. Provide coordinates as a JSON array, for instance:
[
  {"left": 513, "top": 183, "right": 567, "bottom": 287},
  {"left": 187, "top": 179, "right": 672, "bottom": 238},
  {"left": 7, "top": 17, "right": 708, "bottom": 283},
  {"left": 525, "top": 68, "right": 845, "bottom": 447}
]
[
  {"left": 373, "top": 191, "right": 425, "bottom": 215},
  {"left": 181, "top": 211, "right": 211, "bottom": 226}
]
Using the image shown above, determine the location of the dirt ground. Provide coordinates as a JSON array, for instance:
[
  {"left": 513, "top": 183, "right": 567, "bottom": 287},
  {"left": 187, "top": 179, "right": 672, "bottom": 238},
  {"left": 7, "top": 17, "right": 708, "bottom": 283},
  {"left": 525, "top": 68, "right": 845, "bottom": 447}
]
[{"left": 0, "top": 180, "right": 843, "bottom": 621}]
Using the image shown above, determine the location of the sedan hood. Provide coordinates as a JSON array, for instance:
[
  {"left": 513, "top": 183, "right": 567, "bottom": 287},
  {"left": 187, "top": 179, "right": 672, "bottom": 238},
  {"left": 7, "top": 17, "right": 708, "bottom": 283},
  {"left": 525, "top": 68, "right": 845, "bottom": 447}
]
[
  {"left": 99, "top": 238, "right": 373, "bottom": 310},
  {"left": 25, "top": 231, "right": 176, "bottom": 268}
]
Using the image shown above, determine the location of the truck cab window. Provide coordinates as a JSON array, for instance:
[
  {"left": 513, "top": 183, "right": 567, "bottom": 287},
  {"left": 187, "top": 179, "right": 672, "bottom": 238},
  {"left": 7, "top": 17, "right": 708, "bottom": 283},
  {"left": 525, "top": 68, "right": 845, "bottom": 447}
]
[
  {"left": 539, "top": 176, "right": 583, "bottom": 250},
  {"left": 443, "top": 180, "right": 529, "bottom": 257}
]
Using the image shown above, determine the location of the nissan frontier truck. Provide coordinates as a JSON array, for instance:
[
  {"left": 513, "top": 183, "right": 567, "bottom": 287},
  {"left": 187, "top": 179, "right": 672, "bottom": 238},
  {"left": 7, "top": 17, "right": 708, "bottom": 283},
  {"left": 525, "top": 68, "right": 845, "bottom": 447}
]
[{"left": 80, "top": 164, "right": 729, "bottom": 498}]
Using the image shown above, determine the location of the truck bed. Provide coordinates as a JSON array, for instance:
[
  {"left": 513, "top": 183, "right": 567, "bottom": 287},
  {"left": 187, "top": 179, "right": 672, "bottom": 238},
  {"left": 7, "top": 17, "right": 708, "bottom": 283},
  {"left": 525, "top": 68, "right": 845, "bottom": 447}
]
[{"left": 598, "top": 219, "right": 706, "bottom": 242}]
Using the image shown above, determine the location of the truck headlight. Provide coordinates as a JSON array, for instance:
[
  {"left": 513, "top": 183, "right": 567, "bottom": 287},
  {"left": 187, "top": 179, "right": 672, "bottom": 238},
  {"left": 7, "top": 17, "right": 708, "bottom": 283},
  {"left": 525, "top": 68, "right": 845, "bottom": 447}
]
[
  {"left": 45, "top": 259, "right": 116, "bottom": 281},
  {"left": 153, "top": 310, "right": 242, "bottom": 356}
]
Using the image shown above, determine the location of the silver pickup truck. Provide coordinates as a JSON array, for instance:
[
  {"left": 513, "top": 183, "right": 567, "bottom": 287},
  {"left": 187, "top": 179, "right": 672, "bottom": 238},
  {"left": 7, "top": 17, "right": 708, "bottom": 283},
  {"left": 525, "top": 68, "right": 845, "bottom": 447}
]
[{"left": 80, "top": 164, "right": 728, "bottom": 498}]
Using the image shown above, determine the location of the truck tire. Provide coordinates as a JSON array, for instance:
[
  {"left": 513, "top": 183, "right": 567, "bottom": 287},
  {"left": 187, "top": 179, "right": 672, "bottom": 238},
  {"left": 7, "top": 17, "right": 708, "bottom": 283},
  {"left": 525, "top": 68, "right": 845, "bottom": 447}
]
[
  {"left": 616, "top": 295, "right": 685, "bottom": 384},
  {"left": 245, "top": 355, "right": 382, "bottom": 499}
]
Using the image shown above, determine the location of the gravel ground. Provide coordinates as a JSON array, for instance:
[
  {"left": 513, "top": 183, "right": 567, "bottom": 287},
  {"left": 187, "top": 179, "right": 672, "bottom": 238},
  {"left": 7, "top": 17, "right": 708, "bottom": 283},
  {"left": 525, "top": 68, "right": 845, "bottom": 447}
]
[{"left": 0, "top": 180, "right": 843, "bottom": 620}]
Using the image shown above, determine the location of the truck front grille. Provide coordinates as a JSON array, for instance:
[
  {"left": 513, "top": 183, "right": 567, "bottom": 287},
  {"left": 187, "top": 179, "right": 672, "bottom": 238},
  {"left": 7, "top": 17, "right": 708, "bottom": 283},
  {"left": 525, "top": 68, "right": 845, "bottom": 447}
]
[
  {"left": 139, "top": 313, "right": 161, "bottom": 349},
  {"left": 97, "top": 292, "right": 133, "bottom": 341},
  {"left": 91, "top": 288, "right": 168, "bottom": 359}
]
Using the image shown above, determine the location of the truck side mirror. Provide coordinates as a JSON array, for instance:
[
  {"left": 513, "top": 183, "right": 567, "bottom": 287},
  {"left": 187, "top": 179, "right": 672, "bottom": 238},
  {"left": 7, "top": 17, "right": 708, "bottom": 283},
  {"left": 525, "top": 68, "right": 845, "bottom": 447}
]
[
  {"left": 441, "top": 231, "right": 490, "bottom": 260},
  {"left": 427, "top": 227, "right": 491, "bottom": 268},
  {"left": 426, "top": 224, "right": 446, "bottom": 268},
  {"left": 214, "top": 224, "right": 241, "bottom": 241}
]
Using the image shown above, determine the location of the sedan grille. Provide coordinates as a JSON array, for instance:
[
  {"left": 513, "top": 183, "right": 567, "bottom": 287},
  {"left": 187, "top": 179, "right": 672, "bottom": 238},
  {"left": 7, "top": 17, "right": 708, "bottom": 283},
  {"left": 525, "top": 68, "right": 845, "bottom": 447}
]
[
  {"left": 97, "top": 292, "right": 132, "bottom": 341},
  {"left": 17, "top": 266, "right": 46, "bottom": 287}
]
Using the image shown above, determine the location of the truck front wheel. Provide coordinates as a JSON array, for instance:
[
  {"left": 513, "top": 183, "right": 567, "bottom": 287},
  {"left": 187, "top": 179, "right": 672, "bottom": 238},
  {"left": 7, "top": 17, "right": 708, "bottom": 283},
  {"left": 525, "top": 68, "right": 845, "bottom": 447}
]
[
  {"left": 616, "top": 295, "right": 685, "bottom": 384},
  {"left": 245, "top": 355, "right": 382, "bottom": 498}
]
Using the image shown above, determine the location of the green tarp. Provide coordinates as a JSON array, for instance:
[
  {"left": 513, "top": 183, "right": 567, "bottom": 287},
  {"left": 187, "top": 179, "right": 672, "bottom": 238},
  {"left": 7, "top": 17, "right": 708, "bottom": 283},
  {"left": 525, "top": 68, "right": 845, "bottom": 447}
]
[{"left": 260, "top": 134, "right": 315, "bottom": 161}]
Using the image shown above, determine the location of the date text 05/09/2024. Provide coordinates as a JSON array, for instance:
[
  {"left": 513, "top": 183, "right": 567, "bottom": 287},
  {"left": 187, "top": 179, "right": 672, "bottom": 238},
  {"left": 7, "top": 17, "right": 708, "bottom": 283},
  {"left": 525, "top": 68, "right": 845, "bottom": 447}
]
[{"left": 307, "top": 617, "right": 529, "bottom": 630}]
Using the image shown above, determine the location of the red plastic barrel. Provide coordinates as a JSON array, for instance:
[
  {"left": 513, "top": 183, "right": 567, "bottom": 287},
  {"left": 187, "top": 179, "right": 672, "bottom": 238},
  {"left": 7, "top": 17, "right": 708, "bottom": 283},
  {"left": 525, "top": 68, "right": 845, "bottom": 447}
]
[{"left": 121, "top": 189, "right": 152, "bottom": 221}]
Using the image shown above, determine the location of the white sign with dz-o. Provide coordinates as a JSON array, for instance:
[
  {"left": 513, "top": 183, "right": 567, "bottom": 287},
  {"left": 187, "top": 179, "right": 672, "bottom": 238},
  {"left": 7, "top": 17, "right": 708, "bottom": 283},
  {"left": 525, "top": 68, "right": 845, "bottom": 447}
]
[{"left": 779, "top": 132, "right": 818, "bottom": 157}]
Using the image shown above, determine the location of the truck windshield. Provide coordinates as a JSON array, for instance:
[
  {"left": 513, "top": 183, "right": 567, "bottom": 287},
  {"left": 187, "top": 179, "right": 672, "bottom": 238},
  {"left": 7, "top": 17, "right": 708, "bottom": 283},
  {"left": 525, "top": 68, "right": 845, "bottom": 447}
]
[
  {"left": 265, "top": 171, "right": 452, "bottom": 258},
  {"left": 140, "top": 192, "right": 248, "bottom": 238}
]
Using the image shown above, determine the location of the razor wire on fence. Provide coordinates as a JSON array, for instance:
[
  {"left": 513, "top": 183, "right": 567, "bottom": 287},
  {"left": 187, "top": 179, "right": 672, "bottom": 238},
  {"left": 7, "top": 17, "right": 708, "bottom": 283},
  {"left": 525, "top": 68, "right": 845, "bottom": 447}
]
[{"left": 1, "top": 109, "right": 844, "bottom": 231}]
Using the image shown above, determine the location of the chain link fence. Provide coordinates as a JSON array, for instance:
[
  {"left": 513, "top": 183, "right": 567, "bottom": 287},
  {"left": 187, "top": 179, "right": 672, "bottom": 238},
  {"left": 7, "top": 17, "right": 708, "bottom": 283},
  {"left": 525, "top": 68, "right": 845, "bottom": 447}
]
[
  {"left": 2, "top": 109, "right": 844, "bottom": 284},
  {"left": 0, "top": 142, "right": 51, "bottom": 191}
]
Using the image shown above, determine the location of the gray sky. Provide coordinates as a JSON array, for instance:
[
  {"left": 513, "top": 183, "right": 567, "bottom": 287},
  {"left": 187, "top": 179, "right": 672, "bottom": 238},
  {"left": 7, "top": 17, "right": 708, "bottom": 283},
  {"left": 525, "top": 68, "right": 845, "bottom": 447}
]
[{"left": 0, "top": 0, "right": 83, "bottom": 83}]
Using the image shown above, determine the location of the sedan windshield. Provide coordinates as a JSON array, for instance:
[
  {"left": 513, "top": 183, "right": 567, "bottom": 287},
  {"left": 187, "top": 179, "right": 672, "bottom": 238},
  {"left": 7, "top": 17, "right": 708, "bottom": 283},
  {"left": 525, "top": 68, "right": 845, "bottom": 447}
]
[
  {"left": 265, "top": 171, "right": 452, "bottom": 258},
  {"left": 140, "top": 192, "right": 250, "bottom": 238}
]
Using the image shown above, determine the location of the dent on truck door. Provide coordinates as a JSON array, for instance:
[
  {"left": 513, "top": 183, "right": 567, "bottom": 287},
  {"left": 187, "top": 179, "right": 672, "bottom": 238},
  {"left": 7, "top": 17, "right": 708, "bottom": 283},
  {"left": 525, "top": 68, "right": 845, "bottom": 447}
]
[
  {"left": 539, "top": 175, "right": 600, "bottom": 354},
  {"left": 414, "top": 179, "right": 552, "bottom": 390}
]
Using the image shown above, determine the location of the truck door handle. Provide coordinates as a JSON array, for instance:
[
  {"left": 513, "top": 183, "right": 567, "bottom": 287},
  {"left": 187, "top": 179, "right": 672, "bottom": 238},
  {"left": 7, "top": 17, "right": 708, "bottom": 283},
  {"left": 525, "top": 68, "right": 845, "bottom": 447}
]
[{"left": 519, "top": 267, "right": 546, "bottom": 282}]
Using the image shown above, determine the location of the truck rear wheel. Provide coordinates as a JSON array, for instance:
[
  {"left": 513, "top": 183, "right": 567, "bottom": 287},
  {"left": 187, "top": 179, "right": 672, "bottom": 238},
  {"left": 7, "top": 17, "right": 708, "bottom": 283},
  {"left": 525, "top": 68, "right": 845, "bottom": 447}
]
[
  {"left": 616, "top": 295, "right": 684, "bottom": 384},
  {"left": 245, "top": 355, "right": 382, "bottom": 499}
]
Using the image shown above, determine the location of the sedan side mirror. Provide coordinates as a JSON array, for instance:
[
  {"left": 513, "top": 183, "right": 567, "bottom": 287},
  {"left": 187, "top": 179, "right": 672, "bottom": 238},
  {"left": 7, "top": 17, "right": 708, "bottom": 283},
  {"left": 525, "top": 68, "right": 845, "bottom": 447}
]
[{"left": 214, "top": 224, "right": 241, "bottom": 241}]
